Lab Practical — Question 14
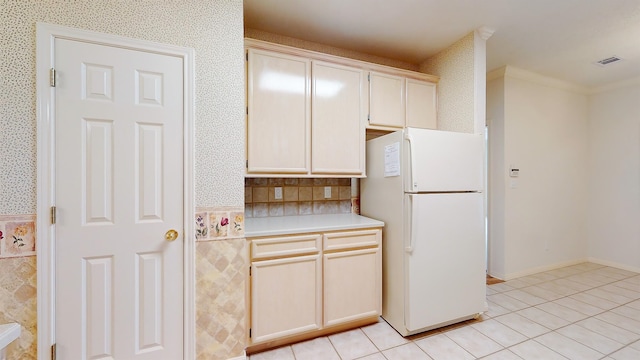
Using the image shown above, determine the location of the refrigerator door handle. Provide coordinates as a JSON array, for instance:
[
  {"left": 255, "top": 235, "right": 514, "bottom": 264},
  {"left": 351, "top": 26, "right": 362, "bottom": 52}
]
[
  {"left": 406, "top": 195, "right": 416, "bottom": 253},
  {"left": 404, "top": 132, "right": 417, "bottom": 191}
]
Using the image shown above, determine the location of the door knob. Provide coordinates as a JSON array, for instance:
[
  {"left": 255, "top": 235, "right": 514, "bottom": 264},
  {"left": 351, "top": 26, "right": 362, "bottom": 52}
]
[{"left": 165, "top": 229, "right": 179, "bottom": 241}]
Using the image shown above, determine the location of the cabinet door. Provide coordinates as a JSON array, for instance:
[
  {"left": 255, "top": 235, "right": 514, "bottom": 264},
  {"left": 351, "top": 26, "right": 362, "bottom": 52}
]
[
  {"left": 246, "top": 49, "right": 311, "bottom": 174},
  {"left": 406, "top": 78, "right": 437, "bottom": 129},
  {"left": 323, "top": 247, "right": 381, "bottom": 327},
  {"left": 311, "top": 61, "right": 365, "bottom": 175},
  {"left": 251, "top": 254, "right": 322, "bottom": 343},
  {"left": 368, "top": 71, "right": 405, "bottom": 128}
]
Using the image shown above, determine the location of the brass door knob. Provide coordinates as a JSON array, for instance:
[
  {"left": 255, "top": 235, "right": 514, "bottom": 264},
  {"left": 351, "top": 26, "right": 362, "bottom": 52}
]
[{"left": 165, "top": 229, "right": 179, "bottom": 241}]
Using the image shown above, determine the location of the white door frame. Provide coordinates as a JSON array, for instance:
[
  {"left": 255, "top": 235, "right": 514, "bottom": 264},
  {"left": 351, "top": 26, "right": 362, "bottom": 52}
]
[{"left": 35, "top": 23, "right": 196, "bottom": 360}]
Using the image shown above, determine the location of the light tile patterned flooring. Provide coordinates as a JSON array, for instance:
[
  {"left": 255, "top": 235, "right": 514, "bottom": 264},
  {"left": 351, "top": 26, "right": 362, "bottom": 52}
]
[{"left": 248, "top": 262, "right": 640, "bottom": 360}]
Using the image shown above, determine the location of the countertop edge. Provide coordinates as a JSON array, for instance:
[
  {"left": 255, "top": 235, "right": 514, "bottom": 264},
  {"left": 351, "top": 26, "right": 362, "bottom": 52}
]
[{"left": 245, "top": 214, "right": 384, "bottom": 238}]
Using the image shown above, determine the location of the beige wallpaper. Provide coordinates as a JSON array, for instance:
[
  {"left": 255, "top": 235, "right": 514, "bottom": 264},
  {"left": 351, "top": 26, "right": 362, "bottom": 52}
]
[
  {"left": 1, "top": 1, "right": 246, "bottom": 359},
  {"left": 420, "top": 32, "right": 475, "bottom": 133},
  {"left": 0, "top": 0, "right": 245, "bottom": 213}
]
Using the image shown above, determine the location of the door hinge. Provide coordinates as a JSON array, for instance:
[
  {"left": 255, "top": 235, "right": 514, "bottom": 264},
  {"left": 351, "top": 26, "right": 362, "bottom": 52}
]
[
  {"left": 50, "top": 68, "right": 56, "bottom": 87},
  {"left": 367, "top": 114, "right": 370, "bottom": 122},
  {"left": 368, "top": 73, "right": 370, "bottom": 81},
  {"left": 51, "top": 343, "right": 57, "bottom": 360},
  {"left": 246, "top": 160, "right": 248, "bottom": 169},
  {"left": 249, "top": 266, "right": 251, "bottom": 276},
  {"left": 246, "top": 106, "right": 248, "bottom": 115},
  {"left": 249, "top": 328, "right": 252, "bottom": 338},
  {"left": 50, "top": 206, "right": 56, "bottom": 225}
]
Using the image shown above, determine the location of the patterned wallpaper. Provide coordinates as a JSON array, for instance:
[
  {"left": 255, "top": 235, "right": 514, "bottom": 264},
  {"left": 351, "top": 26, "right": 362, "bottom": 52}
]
[
  {"left": 0, "top": 0, "right": 245, "bottom": 213},
  {"left": 420, "top": 32, "right": 476, "bottom": 133}
]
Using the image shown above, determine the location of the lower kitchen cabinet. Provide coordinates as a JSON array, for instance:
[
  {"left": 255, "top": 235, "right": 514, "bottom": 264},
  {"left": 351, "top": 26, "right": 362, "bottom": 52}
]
[
  {"left": 324, "top": 247, "right": 381, "bottom": 326},
  {"left": 247, "top": 227, "right": 382, "bottom": 352},
  {"left": 251, "top": 254, "right": 322, "bottom": 343}
]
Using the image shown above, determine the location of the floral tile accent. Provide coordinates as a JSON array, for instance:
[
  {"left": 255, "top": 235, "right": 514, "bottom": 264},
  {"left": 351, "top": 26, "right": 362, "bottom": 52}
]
[
  {"left": 195, "top": 212, "right": 209, "bottom": 240},
  {"left": 209, "top": 212, "right": 229, "bottom": 238},
  {"left": 195, "top": 207, "right": 244, "bottom": 241},
  {"left": 229, "top": 212, "right": 244, "bottom": 237},
  {"left": 0, "top": 214, "right": 36, "bottom": 258}
]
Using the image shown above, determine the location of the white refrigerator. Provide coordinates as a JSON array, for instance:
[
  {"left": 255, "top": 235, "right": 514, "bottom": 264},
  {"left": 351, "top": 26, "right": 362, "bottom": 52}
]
[{"left": 361, "top": 127, "right": 487, "bottom": 336}]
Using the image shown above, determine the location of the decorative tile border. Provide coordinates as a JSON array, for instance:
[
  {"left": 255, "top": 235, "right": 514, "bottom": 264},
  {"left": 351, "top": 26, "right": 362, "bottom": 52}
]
[
  {"left": 195, "top": 207, "right": 244, "bottom": 241},
  {"left": 0, "top": 214, "right": 36, "bottom": 258}
]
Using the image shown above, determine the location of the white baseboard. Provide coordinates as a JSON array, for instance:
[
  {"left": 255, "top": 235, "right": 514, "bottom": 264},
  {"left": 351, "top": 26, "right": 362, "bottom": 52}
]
[
  {"left": 501, "top": 258, "right": 588, "bottom": 280},
  {"left": 587, "top": 257, "right": 640, "bottom": 274}
]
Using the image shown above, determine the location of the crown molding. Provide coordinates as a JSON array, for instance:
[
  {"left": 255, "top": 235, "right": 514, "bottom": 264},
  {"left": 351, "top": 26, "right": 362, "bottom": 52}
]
[
  {"left": 486, "top": 66, "right": 590, "bottom": 94},
  {"left": 488, "top": 66, "right": 640, "bottom": 95},
  {"left": 589, "top": 76, "right": 640, "bottom": 94},
  {"left": 477, "top": 26, "right": 495, "bottom": 41},
  {"left": 486, "top": 66, "right": 507, "bottom": 82}
]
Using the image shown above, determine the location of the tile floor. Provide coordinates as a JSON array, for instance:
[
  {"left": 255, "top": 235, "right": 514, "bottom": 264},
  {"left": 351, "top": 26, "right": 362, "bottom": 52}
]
[{"left": 248, "top": 262, "right": 640, "bottom": 360}]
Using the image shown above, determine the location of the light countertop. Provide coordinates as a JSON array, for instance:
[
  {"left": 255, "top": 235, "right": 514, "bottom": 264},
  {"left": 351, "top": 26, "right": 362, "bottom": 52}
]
[
  {"left": 0, "top": 323, "right": 20, "bottom": 351},
  {"left": 245, "top": 213, "right": 384, "bottom": 238}
]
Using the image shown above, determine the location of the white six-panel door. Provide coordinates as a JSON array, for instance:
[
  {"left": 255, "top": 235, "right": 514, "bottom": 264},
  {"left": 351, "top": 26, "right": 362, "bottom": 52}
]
[{"left": 54, "top": 38, "right": 184, "bottom": 359}]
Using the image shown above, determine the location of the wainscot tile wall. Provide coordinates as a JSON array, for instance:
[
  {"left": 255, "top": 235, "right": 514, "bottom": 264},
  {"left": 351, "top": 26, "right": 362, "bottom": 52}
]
[
  {"left": 244, "top": 178, "right": 355, "bottom": 218},
  {"left": 194, "top": 206, "right": 247, "bottom": 360}
]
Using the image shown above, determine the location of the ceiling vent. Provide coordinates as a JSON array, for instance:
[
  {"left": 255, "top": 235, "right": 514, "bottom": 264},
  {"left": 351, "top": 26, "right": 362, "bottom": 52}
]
[{"left": 594, "top": 56, "right": 623, "bottom": 67}]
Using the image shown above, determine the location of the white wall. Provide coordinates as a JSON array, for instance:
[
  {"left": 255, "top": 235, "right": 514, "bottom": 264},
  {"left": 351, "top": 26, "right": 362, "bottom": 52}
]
[
  {"left": 487, "top": 76, "right": 506, "bottom": 278},
  {"left": 587, "top": 82, "right": 640, "bottom": 272},
  {"left": 487, "top": 67, "right": 589, "bottom": 279}
]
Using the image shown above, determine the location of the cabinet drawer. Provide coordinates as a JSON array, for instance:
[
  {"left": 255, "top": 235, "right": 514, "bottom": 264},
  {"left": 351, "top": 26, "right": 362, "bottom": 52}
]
[
  {"left": 251, "top": 234, "right": 322, "bottom": 260},
  {"left": 323, "top": 229, "right": 381, "bottom": 251}
]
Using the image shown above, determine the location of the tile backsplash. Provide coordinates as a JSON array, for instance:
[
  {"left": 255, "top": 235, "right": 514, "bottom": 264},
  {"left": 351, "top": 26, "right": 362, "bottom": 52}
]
[{"left": 245, "top": 178, "right": 356, "bottom": 217}]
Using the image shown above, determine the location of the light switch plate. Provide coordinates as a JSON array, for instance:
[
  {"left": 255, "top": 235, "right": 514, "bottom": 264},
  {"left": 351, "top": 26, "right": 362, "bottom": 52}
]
[
  {"left": 324, "top": 186, "right": 331, "bottom": 198},
  {"left": 274, "top": 187, "right": 282, "bottom": 200}
]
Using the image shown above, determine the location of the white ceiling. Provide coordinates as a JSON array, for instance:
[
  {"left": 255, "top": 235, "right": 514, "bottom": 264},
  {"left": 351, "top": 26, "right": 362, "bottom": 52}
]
[{"left": 244, "top": 0, "right": 640, "bottom": 88}]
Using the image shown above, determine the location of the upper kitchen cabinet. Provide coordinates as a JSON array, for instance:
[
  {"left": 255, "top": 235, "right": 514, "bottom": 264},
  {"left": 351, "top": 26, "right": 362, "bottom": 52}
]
[
  {"left": 368, "top": 72, "right": 438, "bottom": 131},
  {"left": 246, "top": 43, "right": 366, "bottom": 177},
  {"left": 246, "top": 49, "right": 311, "bottom": 174},
  {"left": 406, "top": 78, "right": 437, "bottom": 129},
  {"left": 245, "top": 39, "right": 438, "bottom": 176},
  {"left": 368, "top": 72, "right": 405, "bottom": 128},
  {"left": 311, "top": 61, "right": 365, "bottom": 175}
]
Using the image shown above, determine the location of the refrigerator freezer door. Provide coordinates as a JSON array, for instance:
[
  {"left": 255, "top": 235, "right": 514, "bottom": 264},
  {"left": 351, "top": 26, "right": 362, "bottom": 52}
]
[
  {"left": 403, "top": 128, "right": 484, "bottom": 193},
  {"left": 404, "top": 192, "right": 486, "bottom": 333}
]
